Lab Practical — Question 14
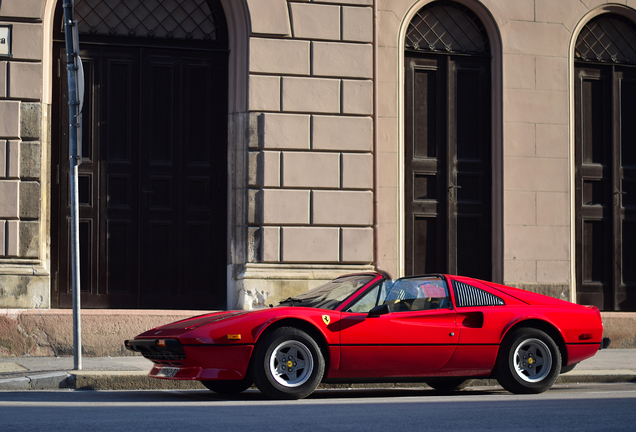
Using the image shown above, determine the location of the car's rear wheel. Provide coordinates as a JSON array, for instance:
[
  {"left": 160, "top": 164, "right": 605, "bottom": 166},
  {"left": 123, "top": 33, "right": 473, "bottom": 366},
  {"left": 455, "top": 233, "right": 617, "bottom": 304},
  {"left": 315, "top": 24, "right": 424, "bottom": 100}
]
[
  {"left": 201, "top": 377, "right": 252, "bottom": 394},
  {"left": 251, "top": 327, "right": 325, "bottom": 400},
  {"left": 495, "top": 327, "right": 561, "bottom": 394},
  {"left": 425, "top": 378, "right": 473, "bottom": 392}
]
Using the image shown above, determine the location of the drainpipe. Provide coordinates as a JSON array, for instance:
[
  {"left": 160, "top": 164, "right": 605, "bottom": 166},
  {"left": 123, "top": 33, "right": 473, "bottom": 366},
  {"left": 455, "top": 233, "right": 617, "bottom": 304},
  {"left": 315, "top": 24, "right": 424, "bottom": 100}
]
[{"left": 372, "top": 0, "right": 380, "bottom": 270}]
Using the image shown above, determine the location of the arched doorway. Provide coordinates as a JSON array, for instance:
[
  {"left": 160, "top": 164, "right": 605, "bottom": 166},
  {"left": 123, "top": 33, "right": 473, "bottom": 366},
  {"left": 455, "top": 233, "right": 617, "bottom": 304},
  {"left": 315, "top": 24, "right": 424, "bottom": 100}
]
[
  {"left": 51, "top": 0, "right": 229, "bottom": 309},
  {"left": 574, "top": 12, "right": 636, "bottom": 311},
  {"left": 403, "top": 0, "right": 492, "bottom": 280}
]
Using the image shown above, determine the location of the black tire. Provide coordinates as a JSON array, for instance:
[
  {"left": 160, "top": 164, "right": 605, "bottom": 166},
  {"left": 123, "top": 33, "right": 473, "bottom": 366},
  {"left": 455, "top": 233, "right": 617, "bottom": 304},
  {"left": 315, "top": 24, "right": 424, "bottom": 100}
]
[
  {"left": 495, "top": 327, "right": 561, "bottom": 394},
  {"left": 425, "top": 378, "right": 473, "bottom": 392},
  {"left": 201, "top": 378, "right": 252, "bottom": 394},
  {"left": 251, "top": 327, "right": 325, "bottom": 400},
  {"left": 560, "top": 363, "right": 578, "bottom": 374}
]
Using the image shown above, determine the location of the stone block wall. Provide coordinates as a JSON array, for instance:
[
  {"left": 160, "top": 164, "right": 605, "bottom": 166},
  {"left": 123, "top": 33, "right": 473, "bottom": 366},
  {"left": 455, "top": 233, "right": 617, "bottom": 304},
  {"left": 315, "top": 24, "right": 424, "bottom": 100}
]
[
  {"left": 246, "top": 0, "right": 374, "bottom": 269},
  {"left": 499, "top": 0, "right": 573, "bottom": 294},
  {"left": 229, "top": 0, "right": 376, "bottom": 307},
  {"left": 0, "top": 2, "right": 48, "bottom": 308}
]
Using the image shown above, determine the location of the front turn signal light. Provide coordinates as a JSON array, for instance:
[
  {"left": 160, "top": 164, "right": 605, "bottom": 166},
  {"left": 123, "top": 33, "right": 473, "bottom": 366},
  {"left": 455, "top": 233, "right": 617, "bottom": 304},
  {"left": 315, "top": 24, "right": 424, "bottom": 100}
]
[
  {"left": 157, "top": 339, "right": 167, "bottom": 347},
  {"left": 227, "top": 334, "right": 241, "bottom": 340}
]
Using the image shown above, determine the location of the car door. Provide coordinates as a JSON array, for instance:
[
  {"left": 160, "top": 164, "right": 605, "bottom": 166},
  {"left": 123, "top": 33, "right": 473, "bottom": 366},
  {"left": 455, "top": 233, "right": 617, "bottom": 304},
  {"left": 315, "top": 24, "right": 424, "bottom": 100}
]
[{"left": 338, "top": 277, "right": 459, "bottom": 377}]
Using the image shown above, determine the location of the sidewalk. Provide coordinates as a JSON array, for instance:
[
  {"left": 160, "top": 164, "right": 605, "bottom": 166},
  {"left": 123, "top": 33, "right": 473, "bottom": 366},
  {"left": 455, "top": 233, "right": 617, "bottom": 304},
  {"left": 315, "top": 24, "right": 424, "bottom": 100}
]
[{"left": 1, "top": 349, "right": 635, "bottom": 391}]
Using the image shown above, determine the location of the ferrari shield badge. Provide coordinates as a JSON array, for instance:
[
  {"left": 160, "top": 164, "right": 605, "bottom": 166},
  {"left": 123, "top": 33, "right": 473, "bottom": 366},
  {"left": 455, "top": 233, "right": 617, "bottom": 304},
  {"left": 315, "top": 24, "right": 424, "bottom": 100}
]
[{"left": 322, "top": 315, "right": 330, "bottom": 325}]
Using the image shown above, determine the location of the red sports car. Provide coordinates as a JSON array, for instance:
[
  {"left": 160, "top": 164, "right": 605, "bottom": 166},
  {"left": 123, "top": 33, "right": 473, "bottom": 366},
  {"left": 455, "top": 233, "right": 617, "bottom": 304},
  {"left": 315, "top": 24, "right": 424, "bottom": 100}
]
[{"left": 125, "top": 272, "right": 610, "bottom": 399}]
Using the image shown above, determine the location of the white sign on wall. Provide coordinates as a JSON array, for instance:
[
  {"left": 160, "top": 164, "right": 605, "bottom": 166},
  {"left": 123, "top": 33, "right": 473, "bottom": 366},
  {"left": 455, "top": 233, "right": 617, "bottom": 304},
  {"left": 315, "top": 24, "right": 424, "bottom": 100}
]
[{"left": 0, "top": 26, "right": 12, "bottom": 57}]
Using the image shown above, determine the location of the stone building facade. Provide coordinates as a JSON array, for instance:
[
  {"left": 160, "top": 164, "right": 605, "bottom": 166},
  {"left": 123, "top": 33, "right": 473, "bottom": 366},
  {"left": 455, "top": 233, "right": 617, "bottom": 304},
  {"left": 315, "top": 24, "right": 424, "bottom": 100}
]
[{"left": 0, "top": 0, "right": 635, "bottom": 314}]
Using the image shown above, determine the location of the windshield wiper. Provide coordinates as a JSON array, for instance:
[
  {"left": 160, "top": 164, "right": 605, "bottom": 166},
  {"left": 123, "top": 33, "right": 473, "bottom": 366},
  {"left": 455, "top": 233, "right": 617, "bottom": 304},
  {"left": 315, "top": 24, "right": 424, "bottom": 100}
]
[{"left": 279, "top": 297, "right": 303, "bottom": 305}]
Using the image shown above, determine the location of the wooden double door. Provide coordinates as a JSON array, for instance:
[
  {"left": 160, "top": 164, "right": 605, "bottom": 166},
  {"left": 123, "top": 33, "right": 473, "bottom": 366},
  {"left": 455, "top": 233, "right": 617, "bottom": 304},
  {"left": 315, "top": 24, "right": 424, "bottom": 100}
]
[
  {"left": 404, "top": 52, "right": 492, "bottom": 280},
  {"left": 575, "top": 64, "right": 636, "bottom": 311},
  {"left": 53, "top": 43, "right": 228, "bottom": 309}
]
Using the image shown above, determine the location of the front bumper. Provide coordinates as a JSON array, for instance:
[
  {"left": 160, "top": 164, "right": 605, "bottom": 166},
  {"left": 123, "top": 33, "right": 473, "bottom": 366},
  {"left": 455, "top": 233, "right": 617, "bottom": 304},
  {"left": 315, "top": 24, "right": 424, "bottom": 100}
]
[{"left": 125, "top": 338, "right": 254, "bottom": 380}]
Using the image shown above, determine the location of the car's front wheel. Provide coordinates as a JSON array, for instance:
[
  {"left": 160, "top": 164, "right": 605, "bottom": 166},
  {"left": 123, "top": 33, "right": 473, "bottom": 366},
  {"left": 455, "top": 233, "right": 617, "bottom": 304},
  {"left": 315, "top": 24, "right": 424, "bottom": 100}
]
[
  {"left": 201, "top": 377, "right": 252, "bottom": 394},
  {"left": 251, "top": 327, "right": 325, "bottom": 399},
  {"left": 495, "top": 327, "right": 561, "bottom": 394}
]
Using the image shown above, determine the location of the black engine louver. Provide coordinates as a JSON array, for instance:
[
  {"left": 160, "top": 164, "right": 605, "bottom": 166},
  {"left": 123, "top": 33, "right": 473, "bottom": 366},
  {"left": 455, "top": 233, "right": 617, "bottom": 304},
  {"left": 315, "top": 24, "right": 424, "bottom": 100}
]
[{"left": 452, "top": 281, "right": 505, "bottom": 307}]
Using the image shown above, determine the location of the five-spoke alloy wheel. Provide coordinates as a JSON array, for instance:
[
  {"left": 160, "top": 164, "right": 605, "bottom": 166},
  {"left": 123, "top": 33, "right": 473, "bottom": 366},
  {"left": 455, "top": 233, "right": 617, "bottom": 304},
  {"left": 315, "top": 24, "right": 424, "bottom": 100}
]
[
  {"left": 252, "top": 327, "right": 325, "bottom": 399},
  {"left": 496, "top": 327, "right": 561, "bottom": 394},
  {"left": 513, "top": 337, "right": 552, "bottom": 383},
  {"left": 269, "top": 339, "right": 314, "bottom": 387}
]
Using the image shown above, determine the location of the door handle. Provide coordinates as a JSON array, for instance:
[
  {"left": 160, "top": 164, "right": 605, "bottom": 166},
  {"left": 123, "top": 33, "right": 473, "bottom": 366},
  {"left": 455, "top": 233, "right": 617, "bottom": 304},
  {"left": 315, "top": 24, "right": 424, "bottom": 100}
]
[
  {"left": 448, "top": 183, "right": 461, "bottom": 201},
  {"left": 614, "top": 189, "right": 626, "bottom": 206}
]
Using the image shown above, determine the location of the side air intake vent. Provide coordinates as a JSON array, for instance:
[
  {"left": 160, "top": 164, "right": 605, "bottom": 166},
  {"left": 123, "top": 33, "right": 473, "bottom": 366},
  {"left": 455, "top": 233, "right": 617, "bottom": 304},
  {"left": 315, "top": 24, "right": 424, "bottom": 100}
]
[{"left": 453, "top": 281, "right": 505, "bottom": 307}]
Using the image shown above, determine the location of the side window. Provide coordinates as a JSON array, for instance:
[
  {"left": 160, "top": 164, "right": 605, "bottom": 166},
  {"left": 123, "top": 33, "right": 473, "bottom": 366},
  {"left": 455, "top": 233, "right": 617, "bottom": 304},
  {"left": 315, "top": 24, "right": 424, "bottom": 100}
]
[
  {"left": 452, "top": 280, "right": 505, "bottom": 307},
  {"left": 384, "top": 277, "right": 450, "bottom": 312},
  {"left": 345, "top": 282, "right": 388, "bottom": 313}
]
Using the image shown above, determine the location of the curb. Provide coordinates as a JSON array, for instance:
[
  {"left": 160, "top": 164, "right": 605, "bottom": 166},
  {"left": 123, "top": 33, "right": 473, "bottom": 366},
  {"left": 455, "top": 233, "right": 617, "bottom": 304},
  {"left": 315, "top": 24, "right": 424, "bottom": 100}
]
[
  {"left": 0, "top": 372, "right": 72, "bottom": 390},
  {"left": 556, "top": 371, "right": 636, "bottom": 384},
  {"left": 2, "top": 370, "right": 635, "bottom": 391},
  {"left": 72, "top": 371, "right": 206, "bottom": 390}
]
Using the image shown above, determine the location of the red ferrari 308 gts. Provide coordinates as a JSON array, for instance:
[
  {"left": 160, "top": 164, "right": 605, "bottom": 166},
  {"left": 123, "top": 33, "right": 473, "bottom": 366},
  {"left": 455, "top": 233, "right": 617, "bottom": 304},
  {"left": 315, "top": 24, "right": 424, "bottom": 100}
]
[{"left": 125, "top": 272, "right": 610, "bottom": 399}]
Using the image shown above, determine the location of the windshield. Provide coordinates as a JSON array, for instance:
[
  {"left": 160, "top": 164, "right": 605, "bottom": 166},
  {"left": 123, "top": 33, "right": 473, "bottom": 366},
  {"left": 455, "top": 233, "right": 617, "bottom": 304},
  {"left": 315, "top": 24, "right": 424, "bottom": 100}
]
[{"left": 279, "top": 274, "right": 376, "bottom": 310}]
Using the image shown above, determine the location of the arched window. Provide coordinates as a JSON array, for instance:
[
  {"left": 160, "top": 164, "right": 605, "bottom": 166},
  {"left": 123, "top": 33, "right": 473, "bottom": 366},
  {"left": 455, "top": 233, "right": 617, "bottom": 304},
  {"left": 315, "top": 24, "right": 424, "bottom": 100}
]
[
  {"left": 404, "top": 1, "right": 492, "bottom": 280},
  {"left": 574, "top": 13, "right": 636, "bottom": 311},
  {"left": 74, "top": 0, "right": 222, "bottom": 41},
  {"left": 575, "top": 14, "right": 636, "bottom": 63},
  {"left": 405, "top": 1, "right": 489, "bottom": 55}
]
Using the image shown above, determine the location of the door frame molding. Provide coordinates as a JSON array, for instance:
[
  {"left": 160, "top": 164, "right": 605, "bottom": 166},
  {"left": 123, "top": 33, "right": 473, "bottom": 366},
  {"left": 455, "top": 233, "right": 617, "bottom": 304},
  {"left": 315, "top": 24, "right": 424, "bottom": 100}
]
[
  {"left": 569, "top": 4, "right": 636, "bottom": 304},
  {"left": 397, "top": 0, "right": 503, "bottom": 281}
]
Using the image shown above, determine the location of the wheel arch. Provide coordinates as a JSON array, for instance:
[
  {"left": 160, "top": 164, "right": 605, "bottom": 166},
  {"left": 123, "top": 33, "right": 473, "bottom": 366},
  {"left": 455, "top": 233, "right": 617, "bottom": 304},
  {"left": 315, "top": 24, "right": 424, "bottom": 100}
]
[
  {"left": 253, "top": 318, "right": 331, "bottom": 372},
  {"left": 500, "top": 319, "right": 569, "bottom": 366}
]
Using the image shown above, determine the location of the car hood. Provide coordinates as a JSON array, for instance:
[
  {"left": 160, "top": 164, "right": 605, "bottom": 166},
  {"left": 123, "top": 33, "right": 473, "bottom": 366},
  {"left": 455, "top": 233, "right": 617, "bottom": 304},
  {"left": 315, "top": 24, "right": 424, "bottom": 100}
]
[{"left": 136, "top": 310, "right": 253, "bottom": 338}]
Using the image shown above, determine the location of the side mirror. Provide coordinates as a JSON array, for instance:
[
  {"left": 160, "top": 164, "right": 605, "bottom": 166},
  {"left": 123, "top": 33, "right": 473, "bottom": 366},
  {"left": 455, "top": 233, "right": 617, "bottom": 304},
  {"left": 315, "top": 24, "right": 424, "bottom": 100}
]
[
  {"left": 439, "top": 298, "right": 453, "bottom": 310},
  {"left": 367, "top": 304, "right": 389, "bottom": 318}
]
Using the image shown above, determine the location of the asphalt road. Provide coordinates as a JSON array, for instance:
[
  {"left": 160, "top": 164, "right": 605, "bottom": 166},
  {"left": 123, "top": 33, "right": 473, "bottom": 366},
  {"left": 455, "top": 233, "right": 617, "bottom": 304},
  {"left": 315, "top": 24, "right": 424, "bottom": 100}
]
[{"left": 1, "top": 383, "right": 635, "bottom": 431}]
